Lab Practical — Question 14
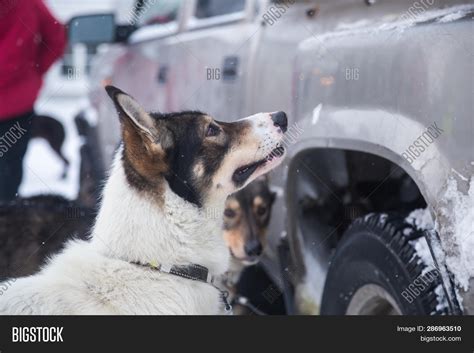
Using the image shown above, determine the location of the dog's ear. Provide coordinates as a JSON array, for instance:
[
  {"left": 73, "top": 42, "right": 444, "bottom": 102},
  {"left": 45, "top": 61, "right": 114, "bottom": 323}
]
[
  {"left": 105, "top": 86, "right": 173, "bottom": 153},
  {"left": 106, "top": 86, "right": 172, "bottom": 178},
  {"left": 105, "top": 85, "right": 155, "bottom": 138}
]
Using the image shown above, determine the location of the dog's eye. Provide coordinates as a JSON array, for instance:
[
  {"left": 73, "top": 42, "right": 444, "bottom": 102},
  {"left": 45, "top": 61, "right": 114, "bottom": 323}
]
[
  {"left": 257, "top": 206, "right": 267, "bottom": 216},
  {"left": 206, "top": 124, "right": 220, "bottom": 137},
  {"left": 224, "top": 208, "right": 236, "bottom": 218}
]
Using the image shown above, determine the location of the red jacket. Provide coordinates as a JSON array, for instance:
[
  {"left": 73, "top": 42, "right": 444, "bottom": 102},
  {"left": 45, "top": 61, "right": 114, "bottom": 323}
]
[{"left": 0, "top": 0, "right": 66, "bottom": 120}]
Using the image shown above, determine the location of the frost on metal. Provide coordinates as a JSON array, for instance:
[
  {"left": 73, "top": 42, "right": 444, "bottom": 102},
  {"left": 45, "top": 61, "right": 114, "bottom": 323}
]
[
  {"left": 437, "top": 11, "right": 468, "bottom": 23},
  {"left": 311, "top": 103, "right": 322, "bottom": 125},
  {"left": 299, "top": 4, "right": 474, "bottom": 51}
]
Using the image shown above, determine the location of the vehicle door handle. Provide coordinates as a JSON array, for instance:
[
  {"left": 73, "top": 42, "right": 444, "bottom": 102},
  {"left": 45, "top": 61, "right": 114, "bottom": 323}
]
[
  {"left": 222, "top": 56, "right": 239, "bottom": 81},
  {"left": 157, "top": 65, "right": 169, "bottom": 84}
]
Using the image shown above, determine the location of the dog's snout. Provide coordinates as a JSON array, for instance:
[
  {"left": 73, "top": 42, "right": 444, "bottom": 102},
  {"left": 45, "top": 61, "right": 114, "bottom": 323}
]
[
  {"left": 244, "top": 240, "right": 263, "bottom": 257},
  {"left": 270, "top": 111, "right": 288, "bottom": 133}
]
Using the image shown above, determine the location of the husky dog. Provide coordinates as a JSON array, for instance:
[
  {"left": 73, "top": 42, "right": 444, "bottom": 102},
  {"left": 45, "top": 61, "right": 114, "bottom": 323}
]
[
  {"left": 0, "top": 86, "right": 287, "bottom": 315},
  {"left": 220, "top": 176, "right": 276, "bottom": 291},
  {"left": 218, "top": 176, "right": 280, "bottom": 314}
]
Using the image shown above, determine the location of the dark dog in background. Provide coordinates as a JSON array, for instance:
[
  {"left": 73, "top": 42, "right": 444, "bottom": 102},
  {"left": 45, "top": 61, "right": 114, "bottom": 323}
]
[
  {"left": 0, "top": 195, "right": 95, "bottom": 280},
  {"left": 220, "top": 175, "right": 286, "bottom": 314},
  {"left": 0, "top": 116, "right": 85, "bottom": 280},
  {"left": 31, "top": 115, "right": 69, "bottom": 178}
]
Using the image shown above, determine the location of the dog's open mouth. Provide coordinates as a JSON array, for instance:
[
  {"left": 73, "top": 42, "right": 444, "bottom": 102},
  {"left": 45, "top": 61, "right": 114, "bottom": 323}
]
[{"left": 232, "top": 146, "right": 285, "bottom": 184}]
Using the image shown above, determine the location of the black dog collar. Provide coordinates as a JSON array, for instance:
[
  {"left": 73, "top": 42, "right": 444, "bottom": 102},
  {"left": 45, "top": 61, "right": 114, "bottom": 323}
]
[{"left": 132, "top": 261, "right": 232, "bottom": 314}]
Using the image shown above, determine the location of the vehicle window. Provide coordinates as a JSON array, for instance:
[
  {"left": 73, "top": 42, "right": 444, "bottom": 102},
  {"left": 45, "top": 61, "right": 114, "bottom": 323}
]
[
  {"left": 135, "top": 0, "right": 183, "bottom": 26},
  {"left": 195, "top": 0, "right": 246, "bottom": 19}
]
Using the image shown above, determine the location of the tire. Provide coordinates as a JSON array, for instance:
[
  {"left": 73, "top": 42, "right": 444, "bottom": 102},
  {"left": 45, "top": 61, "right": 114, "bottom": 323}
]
[{"left": 320, "top": 213, "right": 449, "bottom": 315}]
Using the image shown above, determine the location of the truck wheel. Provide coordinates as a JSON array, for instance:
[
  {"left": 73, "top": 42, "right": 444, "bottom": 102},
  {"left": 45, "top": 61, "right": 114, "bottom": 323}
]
[{"left": 320, "top": 213, "right": 448, "bottom": 315}]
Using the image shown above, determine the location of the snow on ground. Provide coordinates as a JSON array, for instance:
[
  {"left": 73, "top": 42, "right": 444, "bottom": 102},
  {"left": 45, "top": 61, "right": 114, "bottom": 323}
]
[{"left": 19, "top": 96, "right": 86, "bottom": 200}]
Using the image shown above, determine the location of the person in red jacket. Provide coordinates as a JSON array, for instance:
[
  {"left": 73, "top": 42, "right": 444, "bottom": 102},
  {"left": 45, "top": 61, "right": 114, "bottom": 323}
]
[{"left": 0, "top": 0, "right": 66, "bottom": 201}]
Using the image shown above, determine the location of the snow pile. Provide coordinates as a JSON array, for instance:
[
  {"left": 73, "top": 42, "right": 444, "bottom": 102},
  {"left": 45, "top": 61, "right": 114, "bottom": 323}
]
[
  {"left": 406, "top": 210, "right": 449, "bottom": 310},
  {"left": 438, "top": 177, "right": 474, "bottom": 291},
  {"left": 410, "top": 236, "right": 435, "bottom": 272},
  {"left": 434, "top": 284, "right": 449, "bottom": 312},
  {"left": 405, "top": 177, "right": 474, "bottom": 291},
  {"left": 406, "top": 208, "right": 434, "bottom": 231}
]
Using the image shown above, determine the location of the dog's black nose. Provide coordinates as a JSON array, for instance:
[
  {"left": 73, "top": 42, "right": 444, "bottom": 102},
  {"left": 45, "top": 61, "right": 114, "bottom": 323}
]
[
  {"left": 270, "top": 111, "right": 288, "bottom": 133},
  {"left": 245, "top": 240, "right": 263, "bottom": 257}
]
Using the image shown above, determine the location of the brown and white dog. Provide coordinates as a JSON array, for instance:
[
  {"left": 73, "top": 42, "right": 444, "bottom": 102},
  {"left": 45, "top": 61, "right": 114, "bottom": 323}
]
[
  {"left": 0, "top": 86, "right": 287, "bottom": 315},
  {"left": 220, "top": 176, "right": 276, "bottom": 296}
]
